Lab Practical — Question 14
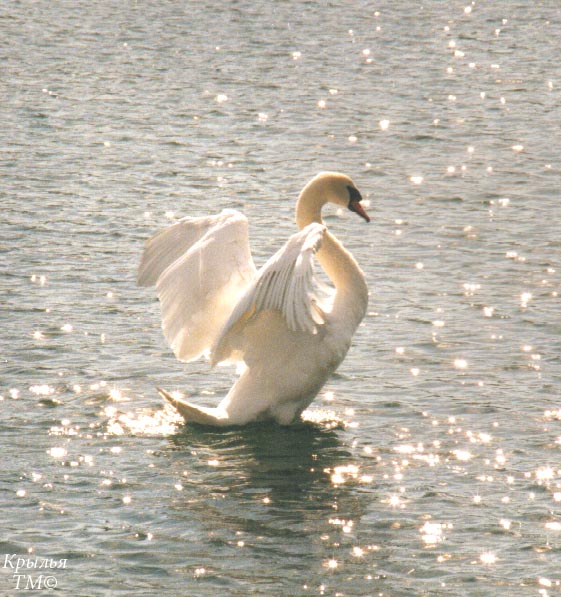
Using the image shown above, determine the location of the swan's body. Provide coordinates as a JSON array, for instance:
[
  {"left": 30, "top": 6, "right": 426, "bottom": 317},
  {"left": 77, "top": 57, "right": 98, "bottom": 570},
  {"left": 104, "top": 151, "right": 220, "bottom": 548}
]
[{"left": 138, "top": 172, "right": 369, "bottom": 426}]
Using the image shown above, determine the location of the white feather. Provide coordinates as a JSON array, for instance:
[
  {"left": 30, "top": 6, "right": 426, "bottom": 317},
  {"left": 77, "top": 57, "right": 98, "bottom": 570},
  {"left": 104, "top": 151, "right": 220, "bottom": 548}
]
[
  {"left": 138, "top": 209, "right": 255, "bottom": 362},
  {"left": 211, "top": 223, "right": 326, "bottom": 365}
]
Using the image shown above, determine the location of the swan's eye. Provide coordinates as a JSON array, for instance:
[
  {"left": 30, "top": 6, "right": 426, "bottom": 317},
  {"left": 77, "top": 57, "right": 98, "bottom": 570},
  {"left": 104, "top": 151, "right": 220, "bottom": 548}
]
[{"left": 347, "top": 186, "right": 370, "bottom": 222}]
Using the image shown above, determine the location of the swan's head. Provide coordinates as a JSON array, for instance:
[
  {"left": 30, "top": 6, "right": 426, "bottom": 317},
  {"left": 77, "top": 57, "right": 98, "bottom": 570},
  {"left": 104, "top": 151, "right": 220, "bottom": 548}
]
[{"left": 297, "top": 172, "right": 370, "bottom": 225}]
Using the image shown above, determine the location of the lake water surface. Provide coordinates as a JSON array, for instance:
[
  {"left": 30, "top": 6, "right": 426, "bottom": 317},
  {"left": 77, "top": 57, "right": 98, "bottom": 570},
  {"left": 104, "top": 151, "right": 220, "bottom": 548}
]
[{"left": 2, "top": 1, "right": 561, "bottom": 595}]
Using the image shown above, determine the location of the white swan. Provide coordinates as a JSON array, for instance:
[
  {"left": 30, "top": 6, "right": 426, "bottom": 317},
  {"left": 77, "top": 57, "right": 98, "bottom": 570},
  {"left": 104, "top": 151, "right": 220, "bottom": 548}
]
[{"left": 138, "top": 172, "right": 369, "bottom": 426}]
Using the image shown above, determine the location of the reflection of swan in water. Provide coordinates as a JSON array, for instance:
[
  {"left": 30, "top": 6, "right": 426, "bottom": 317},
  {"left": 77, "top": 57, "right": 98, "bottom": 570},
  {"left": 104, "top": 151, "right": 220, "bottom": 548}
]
[
  {"left": 167, "top": 421, "right": 352, "bottom": 507},
  {"left": 138, "top": 172, "right": 369, "bottom": 426},
  {"left": 163, "top": 422, "right": 368, "bottom": 588}
]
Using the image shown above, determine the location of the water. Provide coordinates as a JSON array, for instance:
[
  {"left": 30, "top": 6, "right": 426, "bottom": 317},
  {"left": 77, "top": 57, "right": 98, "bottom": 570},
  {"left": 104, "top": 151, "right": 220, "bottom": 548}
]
[{"left": 2, "top": 1, "right": 561, "bottom": 595}]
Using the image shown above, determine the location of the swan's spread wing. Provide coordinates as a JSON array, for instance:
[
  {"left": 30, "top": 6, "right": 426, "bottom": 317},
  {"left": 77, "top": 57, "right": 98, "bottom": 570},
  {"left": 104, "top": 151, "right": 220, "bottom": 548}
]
[
  {"left": 138, "top": 209, "right": 256, "bottom": 362},
  {"left": 138, "top": 209, "right": 240, "bottom": 287},
  {"left": 211, "top": 222, "right": 326, "bottom": 365}
]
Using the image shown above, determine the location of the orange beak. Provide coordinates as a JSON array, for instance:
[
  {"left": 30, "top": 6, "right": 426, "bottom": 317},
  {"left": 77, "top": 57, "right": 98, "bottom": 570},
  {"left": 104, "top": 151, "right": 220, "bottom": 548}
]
[{"left": 349, "top": 199, "right": 370, "bottom": 222}]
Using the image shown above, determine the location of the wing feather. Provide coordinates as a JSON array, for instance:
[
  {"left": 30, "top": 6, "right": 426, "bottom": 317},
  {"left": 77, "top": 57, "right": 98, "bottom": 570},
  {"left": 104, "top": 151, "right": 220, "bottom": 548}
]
[
  {"left": 138, "top": 209, "right": 256, "bottom": 363},
  {"left": 211, "top": 222, "right": 326, "bottom": 365},
  {"left": 138, "top": 210, "right": 239, "bottom": 287}
]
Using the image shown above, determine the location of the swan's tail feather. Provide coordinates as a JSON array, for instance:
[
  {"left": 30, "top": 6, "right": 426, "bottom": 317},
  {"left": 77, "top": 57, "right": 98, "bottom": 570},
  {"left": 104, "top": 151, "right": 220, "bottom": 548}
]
[{"left": 157, "top": 387, "right": 230, "bottom": 426}]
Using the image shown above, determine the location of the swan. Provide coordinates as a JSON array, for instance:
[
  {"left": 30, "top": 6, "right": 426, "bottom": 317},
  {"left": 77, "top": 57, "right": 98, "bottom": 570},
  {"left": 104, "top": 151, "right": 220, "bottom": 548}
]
[{"left": 138, "top": 172, "right": 369, "bottom": 426}]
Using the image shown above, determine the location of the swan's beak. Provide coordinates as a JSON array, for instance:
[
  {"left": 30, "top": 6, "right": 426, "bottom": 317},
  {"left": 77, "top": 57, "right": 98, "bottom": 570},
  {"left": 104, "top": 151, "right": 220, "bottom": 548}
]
[
  {"left": 349, "top": 199, "right": 370, "bottom": 223},
  {"left": 347, "top": 185, "right": 370, "bottom": 222}
]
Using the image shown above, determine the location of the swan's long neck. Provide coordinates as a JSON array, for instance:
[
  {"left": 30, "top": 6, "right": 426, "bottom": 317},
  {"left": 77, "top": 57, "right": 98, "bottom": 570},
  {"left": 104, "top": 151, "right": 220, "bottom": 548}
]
[{"left": 296, "top": 184, "right": 368, "bottom": 331}]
